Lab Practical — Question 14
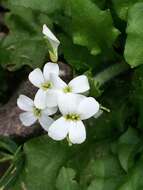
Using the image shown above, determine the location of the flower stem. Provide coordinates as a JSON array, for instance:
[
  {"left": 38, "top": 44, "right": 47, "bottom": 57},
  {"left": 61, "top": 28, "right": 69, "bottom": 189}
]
[
  {"left": 100, "top": 105, "right": 110, "bottom": 112},
  {"left": 94, "top": 62, "right": 130, "bottom": 87}
]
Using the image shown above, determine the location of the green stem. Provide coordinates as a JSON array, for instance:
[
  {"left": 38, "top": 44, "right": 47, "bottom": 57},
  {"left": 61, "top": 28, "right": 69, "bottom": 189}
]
[
  {"left": 100, "top": 105, "right": 110, "bottom": 112},
  {"left": 94, "top": 62, "right": 130, "bottom": 87},
  {"left": 0, "top": 156, "right": 13, "bottom": 163}
]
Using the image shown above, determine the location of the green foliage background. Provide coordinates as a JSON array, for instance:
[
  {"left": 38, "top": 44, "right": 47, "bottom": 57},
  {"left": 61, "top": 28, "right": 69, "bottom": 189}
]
[{"left": 1, "top": 0, "right": 143, "bottom": 189}]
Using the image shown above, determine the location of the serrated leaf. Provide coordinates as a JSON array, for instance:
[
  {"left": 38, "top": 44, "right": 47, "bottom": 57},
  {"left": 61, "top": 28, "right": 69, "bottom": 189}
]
[
  {"left": 56, "top": 167, "right": 80, "bottom": 190},
  {"left": 124, "top": 3, "right": 143, "bottom": 68}
]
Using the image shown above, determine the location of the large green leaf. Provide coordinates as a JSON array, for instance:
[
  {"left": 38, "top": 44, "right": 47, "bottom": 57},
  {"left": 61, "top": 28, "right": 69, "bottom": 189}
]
[
  {"left": 0, "top": 6, "right": 50, "bottom": 70},
  {"left": 124, "top": 3, "right": 143, "bottom": 68},
  {"left": 83, "top": 155, "right": 124, "bottom": 179},
  {"left": 60, "top": 35, "right": 98, "bottom": 71},
  {"left": 2, "top": 36, "right": 47, "bottom": 70},
  {"left": 2, "top": 0, "right": 65, "bottom": 13},
  {"left": 56, "top": 167, "right": 80, "bottom": 190},
  {"left": 12, "top": 136, "right": 71, "bottom": 190},
  {"left": 112, "top": 0, "right": 143, "bottom": 21},
  {"left": 118, "top": 156, "right": 143, "bottom": 190},
  {"left": 65, "top": 0, "right": 120, "bottom": 57}
]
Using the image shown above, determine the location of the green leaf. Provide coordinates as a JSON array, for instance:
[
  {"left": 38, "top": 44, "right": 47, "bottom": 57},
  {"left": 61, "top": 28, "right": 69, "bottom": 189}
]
[
  {"left": 13, "top": 136, "right": 70, "bottom": 190},
  {"left": 124, "top": 3, "right": 143, "bottom": 68},
  {"left": 80, "top": 141, "right": 125, "bottom": 189},
  {"left": 60, "top": 35, "right": 94, "bottom": 71},
  {"left": 117, "top": 128, "right": 141, "bottom": 172},
  {"left": 118, "top": 156, "right": 143, "bottom": 190},
  {"left": 112, "top": 0, "right": 143, "bottom": 21},
  {"left": 88, "top": 177, "right": 123, "bottom": 190},
  {"left": 1, "top": 8, "right": 50, "bottom": 70},
  {"left": 2, "top": 36, "right": 48, "bottom": 70},
  {"left": 91, "top": 0, "right": 107, "bottom": 9},
  {"left": 66, "top": 0, "right": 120, "bottom": 57},
  {"left": 56, "top": 167, "right": 80, "bottom": 190},
  {"left": 0, "top": 4, "right": 53, "bottom": 70},
  {"left": 3, "top": 0, "right": 65, "bottom": 14},
  {"left": 0, "top": 137, "right": 17, "bottom": 154},
  {"left": 84, "top": 156, "right": 124, "bottom": 179}
]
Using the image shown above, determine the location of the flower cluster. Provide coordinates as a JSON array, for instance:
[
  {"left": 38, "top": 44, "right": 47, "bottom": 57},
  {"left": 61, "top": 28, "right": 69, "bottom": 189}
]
[{"left": 17, "top": 25, "right": 100, "bottom": 144}]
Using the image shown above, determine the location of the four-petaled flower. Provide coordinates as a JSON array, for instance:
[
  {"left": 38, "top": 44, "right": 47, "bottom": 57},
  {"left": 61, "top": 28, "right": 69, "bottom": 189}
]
[
  {"left": 48, "top": 94, "right": 99, "bottom": 144},
  {"left": 42, "top": 24, "right": 60, "bottom": 62},
  {"left": 51, "top": 74, "right": 90, "bottom": 95},
  {"left": 29, "top": 62, "right": 60, "bottom": 109},
  {"left": 17, "top": 95, "right": 57, "bottom": 130}
]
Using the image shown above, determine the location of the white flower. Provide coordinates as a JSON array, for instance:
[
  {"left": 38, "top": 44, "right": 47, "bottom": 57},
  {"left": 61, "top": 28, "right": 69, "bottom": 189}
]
[
  {"left": 94, "top": 109, "right": 103, "bottom": 118},
  {"left": 17, "top": 95, "right": 57, "bottom": 131},
  {"left": 51, "top": 74, "right": 90, "bottom": 95},
  {"left": 42, "top": 24, "right": 60, "bottom": 62},
  {"left": 29, "top": 62, "right": 60, "bottom": 109},
  {"left": 48, "top": 94, "right": 99, "bottom": 144}
]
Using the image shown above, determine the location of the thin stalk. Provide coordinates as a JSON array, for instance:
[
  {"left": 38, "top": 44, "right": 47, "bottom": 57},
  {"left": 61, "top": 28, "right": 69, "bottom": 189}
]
[{"left": 94, "top": 62, "right": 130, "bottom": 87}]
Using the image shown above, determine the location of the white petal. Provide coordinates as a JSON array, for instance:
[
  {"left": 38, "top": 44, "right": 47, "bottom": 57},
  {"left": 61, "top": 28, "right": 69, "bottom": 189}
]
[
  {"left": 69, "top": 121, "right": 86, "bottom": 144},
  {"left": 39, "top": 115, "right": 54, "bottom": 132},
  {"left": 58, "top": 93, "right": 85, "bottom": 115},
  {"left": 28, "top": 68, "right": 44, "bottom": 88},
  {"left": 78, "top": 97, "right": 100, "bottom": 120},
  {"left": 42, "top": 24, "right": 60, "bottom": 50},
  {"left": 94, "top": 109, "right": 103, "bottom": 119},
  {"left": 46, "top": 90, "right": 58, "bottom": 107},
  {"left": 69, "top": 75, "right": 90, "bottom": 93},
  {"left": 42, "top": 106, "right": 58, "bottom": 116},
  {"left": 19, "top": 112, "right": 37, "bottom": 127},
  {"left": 50, "top": 75, "right": 67, "bottom": 90},
  {"left": 43, "top": 62, "right": 59, "bottom": 81},
  {"left": 34, "top": 89, "right": 47, "bottom": 109},
  {"left": 17, "top": 95, "right": 33, "bottom": 111},
  {"left": 48, "top": 117, "right": 69, "bottom": 140}
]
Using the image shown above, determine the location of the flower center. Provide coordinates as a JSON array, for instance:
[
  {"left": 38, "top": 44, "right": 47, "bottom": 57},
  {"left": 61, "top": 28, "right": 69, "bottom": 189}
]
[
  {"left": 33, "top": 107, "right": 42, "bottom": 118},
  {"left": 65, "top": 113, "right": 80, "bottom": 121},
  {"left": 63, "top": 86, "right": 72, "bottom": 93},
  {"left": 41, "top": 81, "right": 52, "bottom": 91}
]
